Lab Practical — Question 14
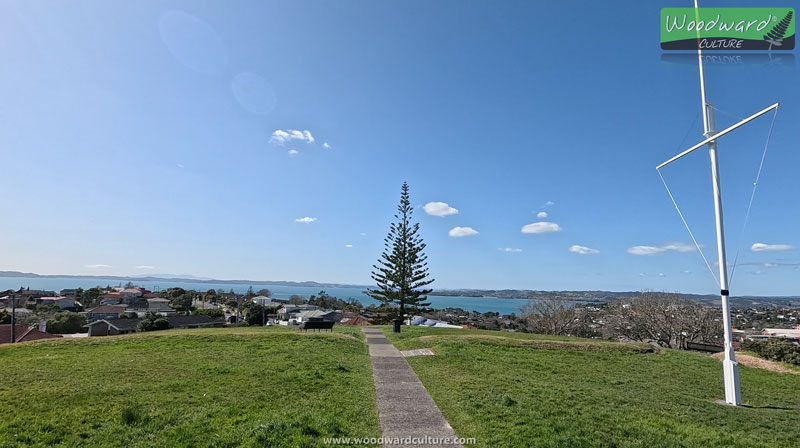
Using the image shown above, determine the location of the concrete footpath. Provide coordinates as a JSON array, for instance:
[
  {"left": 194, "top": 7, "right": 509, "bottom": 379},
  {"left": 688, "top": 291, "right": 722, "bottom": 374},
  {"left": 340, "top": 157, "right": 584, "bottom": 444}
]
[{"left": 363, "top": 328, "right": 464, "bottom": 448}]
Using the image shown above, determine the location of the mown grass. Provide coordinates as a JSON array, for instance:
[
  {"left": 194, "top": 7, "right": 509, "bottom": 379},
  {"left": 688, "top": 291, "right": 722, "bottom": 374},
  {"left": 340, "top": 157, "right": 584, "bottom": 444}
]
[
  {"left": 0, "top": 326, "right": 380, "bottom": 447},
  {"left": 383, "top": 326, "right": 800, "bottom": 448}
]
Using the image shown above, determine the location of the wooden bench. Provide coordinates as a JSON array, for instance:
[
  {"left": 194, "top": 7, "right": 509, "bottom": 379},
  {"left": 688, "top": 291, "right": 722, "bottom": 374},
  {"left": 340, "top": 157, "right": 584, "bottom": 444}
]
[{"left": 299, "top": 321, "right": 335, "bottom": 332}]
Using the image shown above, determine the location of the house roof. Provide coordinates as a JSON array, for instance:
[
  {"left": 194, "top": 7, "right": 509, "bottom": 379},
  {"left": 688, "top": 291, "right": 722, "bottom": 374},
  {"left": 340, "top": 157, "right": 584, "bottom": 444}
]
[
  {"left": 296, "top": 309, "right": 336, "bottom": 319},
  {"left": 85, "top": 318, "right": 141, "bottom": 331},
  {"left": 40, "top": 296, "right": 71, "bottom": 301},
  {"left": 341, "top": 316, "right": 371, "bottom": 325},
  {"left": 0, "top": 325, "right": 62, "bottom": 344},
  {"left": 168, "top": 315, "right": 224, "bottom": 327},
  {"left": 87, "top": 305, "right": 128, "bottom": 315}
]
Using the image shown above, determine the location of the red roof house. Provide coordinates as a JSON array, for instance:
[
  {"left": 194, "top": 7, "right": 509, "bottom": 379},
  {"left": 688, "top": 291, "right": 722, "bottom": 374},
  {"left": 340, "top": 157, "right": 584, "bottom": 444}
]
[{"left": 0, "top": 325, "right": 62, "bottom": 344}]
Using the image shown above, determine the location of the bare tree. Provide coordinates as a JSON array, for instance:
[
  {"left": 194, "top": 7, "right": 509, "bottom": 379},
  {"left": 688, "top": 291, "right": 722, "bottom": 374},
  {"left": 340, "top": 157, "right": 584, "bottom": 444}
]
[
  {"left": 520, "top": 297, "right": 580, "bottom": 336},
  {"left": 603, "top": 291, "right": 721, "bottom": 349}
]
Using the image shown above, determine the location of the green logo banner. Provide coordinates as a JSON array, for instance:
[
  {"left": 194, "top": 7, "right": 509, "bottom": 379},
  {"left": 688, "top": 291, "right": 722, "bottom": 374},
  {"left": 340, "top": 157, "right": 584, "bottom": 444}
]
[{"left": 661, "top": 8, "right": 795, "bottom": 50}]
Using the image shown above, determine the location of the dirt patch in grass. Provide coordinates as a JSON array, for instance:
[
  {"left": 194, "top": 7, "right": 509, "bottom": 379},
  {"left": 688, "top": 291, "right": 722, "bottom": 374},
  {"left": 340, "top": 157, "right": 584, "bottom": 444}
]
[
  {"left": 418, "top": 334, "right": 656, "bottom": 353},
  {"left": 713, "top": 352, "right": 799, "bottom": 374}
]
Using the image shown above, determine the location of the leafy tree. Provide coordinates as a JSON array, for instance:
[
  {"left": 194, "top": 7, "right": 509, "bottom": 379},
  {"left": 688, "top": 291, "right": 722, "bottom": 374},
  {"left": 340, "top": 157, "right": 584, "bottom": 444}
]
[
  {"left": 138, "top": 312, "right": 171, "bottom": 332},
  {"left": 256, "top": 289, "right": 271, "bottom": 297},
  {"left": 164, "top": 288, "right": 187, "bottom": 299},
  {"left": 244, "top": 304, "right": 267, "bottom": 326},
  {"left": 170, "top": 294, "right": 194, "bottom": 312},
  {"left": 0, "top": 309, "right": 10, "bottom": 324},
  {"left": 81, "top": 288, "right": 104, "bottom": 307},
  {"left": 366, "top": 182, "right": 434, "bottom": 331},
  {"left": 46, "top": 312, "right": 87, "bottom": 334},
  {"left": 288, "top": 295, "right": 306, "bottom": 305},
  {"left": 245, "top": 286, "right": 255, "bottom": 298}
]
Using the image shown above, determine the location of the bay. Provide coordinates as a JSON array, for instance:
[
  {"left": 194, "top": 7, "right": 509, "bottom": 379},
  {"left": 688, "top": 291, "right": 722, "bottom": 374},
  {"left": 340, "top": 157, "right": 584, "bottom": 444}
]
[{"left": 0, "top": 276, "right": 533, "bottom": 315}]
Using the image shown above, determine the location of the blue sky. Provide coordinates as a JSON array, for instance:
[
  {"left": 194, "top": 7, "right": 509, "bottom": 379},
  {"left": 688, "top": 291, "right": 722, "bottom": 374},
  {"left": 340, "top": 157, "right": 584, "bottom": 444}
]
[{"left": 1, "top": 0, "right": 798, "bottom": 295}]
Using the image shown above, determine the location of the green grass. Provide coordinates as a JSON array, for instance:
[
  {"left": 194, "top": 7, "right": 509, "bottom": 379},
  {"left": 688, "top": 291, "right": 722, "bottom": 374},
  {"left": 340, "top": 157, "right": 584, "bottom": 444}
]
[
  {"left": 0, "top": 326, "right": 380, "bottom": 447},
  {"left": 382, "top": 326, "right": 800, "bottom": 448}
]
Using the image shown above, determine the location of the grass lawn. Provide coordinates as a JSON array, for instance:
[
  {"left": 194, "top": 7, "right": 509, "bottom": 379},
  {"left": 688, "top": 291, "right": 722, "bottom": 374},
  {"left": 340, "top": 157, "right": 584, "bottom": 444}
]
[
  {"left": 383, "top": 326, "right": 800, "bottom": 448},
  {"left": 0, "top": 326, "right": 380, "bottom": 447}
]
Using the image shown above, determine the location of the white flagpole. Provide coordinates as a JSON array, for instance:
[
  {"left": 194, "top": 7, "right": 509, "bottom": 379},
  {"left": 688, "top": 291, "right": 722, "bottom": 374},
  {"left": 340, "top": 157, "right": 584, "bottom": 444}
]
[{"left": 694, "top": 0, "right": 741, "bottom": 406}]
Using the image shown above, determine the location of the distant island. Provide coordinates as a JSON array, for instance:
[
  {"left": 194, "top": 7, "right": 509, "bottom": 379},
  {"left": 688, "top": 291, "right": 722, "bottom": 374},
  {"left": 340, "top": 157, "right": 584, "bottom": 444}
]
[{"left": 0, "top": 270, "right": 365, "bottom": 289}]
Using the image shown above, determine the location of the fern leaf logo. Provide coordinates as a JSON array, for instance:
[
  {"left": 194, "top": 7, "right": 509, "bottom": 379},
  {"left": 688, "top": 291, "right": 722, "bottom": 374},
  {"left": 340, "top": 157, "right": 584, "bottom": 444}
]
[{"left": 763, "top": 10, "right": 793, "bottom": 49}]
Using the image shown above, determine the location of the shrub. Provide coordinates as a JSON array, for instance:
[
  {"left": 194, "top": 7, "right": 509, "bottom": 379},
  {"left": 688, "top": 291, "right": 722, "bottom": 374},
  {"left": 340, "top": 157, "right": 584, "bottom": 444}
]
[
  {"left": 742, "top": 338, "right": 800, "bottom": 365},
  {"left": 138, "top": 312, "right": 171, "bottom": 332},
  {"left": 46, "top": 312, "right": 87, "bottom": 334},
  {"left": 193, "top": 308, "right": 224, "bottom": 318}
]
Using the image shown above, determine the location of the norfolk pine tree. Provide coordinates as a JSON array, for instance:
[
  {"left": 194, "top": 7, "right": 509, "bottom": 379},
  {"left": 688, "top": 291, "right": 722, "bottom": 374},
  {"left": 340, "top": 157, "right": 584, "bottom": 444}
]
[{"left": 367, "top": 182, "right": 434, "bottom": 332}]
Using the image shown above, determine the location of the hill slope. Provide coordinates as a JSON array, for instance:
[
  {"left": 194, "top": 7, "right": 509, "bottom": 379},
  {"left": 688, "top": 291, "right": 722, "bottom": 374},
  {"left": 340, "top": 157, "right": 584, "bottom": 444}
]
[
  {"left": 0, "top": 328, "right": 379, "bottom": 447},
  {"left": 384, "top": 327, "right": 800, "bottom": 448}
]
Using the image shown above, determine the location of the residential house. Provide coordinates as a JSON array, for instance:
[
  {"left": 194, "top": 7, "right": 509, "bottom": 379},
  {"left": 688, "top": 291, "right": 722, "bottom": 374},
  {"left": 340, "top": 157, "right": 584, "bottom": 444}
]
[
  {"left": 86, "top": 305, "right": 129, "bottom": 321},
  {"left": 84, "top": 315, "right": 225, "bottom": 337},
  {"left": 762, "top": 327, "right": 800, "bottom": 341},
  {"left": 84, "top": 318, "right": 140, "bottom": 337},
  {"left": 277, "top": 304, "right": 317, "bottom": 322},
  {"left": 340, "top": 315, "right": 371, "bottom": 326},
  {"left": 252, "top": 296, "right": 284, "bottom": 308},
  {"left": 295, "top": 309, "right": 338, "bottom": 323},
  {"left": 120, "top": 288, "right": 144, "bottom": 300},
  {"left": 37, "top": 296, "right": 77, "bottom": 311},
  {"left": 147, "top": 298, "right": 175, "bottom": 315},
  {"left": 409, "top": 316, "right": 463, "bottom": 329},
  {"left": 0, "top": 324, "right": 62, "bottom": 344},
  {"left": 100, "top": 292, "right": 123, "bottom": 305}
]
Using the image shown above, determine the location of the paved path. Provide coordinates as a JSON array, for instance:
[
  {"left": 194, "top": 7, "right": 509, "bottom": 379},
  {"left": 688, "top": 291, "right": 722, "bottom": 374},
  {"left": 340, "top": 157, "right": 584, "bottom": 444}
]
[{"left": 363, "top": 328, "right": 464, "bottom": 448}]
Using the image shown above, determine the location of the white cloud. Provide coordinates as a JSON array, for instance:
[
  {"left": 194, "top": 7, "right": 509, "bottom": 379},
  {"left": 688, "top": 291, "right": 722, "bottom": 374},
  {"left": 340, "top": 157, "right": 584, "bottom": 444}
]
[
  {"left": 323, "top": 142, "right": 331, "bottom": 149},
  {"left": 345, "top": 244, "right": 353, "bottom": 248},
  {"left": 449, "top": 227, "right": 478, "bottom": 237},
  {"left": 288, "top": 149, "right": 299, "bottom": 155},
  {"left": 627, "top": 246, "right": 666, "bottom": 256},
  {"left": 359, "top": 232, "right": 367, "bottom": 236},
  {"left": 751, "top": 243, "right": 793, "bottom": 252},
  {"left": 295, "top": 217, "right": 317, "bottom": 223},
  {"left": 135, "top": 265, "right": 155, "bottom": 270},
  {"left": 545, "top": 201, "right": 555, "bottom": 206},
  {"left": 569, "top": 245, "right": 599, "bottom": 255},
  {"left": 499, "top": 247, "right": 522, "bottom": 253},
  {"left": 658, "top": 273, "right": 666, "bottom": 277},
  {"left": 627, "top": 242, "right": 696, "bottom": 256},
  {"left": 85, "top": 264, "right": 111, "bottom": 269},
  {"left": 661, "top": 243, "right": 695, "bottom": 252},
  {"left": 424, "top": 202, "right": 459, "bottom": 217},
  {"left": 536, "top": 211, "right": 548, "bottom": 218},
  {"left": 270, "top": 129, "right": 315, "bottom": 145},
  {"left": 521, "top": 222, "right": 562, "bottom": 234}
]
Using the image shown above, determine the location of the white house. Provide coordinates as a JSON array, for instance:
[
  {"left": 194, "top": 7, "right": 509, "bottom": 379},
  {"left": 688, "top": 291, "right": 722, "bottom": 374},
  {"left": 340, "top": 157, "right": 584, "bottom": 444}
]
[{"left": 38, "top": 296, "right": 76, "bottom": 310}]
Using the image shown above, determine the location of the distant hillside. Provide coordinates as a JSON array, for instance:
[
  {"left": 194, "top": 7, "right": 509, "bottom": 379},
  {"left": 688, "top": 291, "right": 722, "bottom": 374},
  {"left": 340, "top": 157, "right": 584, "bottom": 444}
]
[
  {"left": 0, "top": 271, "right": 366, "bottom": 289},
  {"left": 430, "top": 288, "right": 800, "bottom": 307}
]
